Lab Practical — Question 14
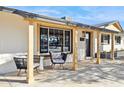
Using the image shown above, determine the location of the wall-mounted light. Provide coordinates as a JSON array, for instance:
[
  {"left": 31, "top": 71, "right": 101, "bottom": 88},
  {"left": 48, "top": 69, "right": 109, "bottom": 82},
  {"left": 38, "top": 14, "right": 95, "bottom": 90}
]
[
  {"left": 80, "top": 31, "right": 86, "bottom": 41},
  {"left": 82, "top": 31, "right": 86, "bottom": 38}
]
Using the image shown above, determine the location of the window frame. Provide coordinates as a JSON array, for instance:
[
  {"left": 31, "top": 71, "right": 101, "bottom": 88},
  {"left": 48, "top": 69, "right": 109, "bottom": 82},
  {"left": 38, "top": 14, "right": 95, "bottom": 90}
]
[
  {"left": 115, "top": 35, "right": 121, "bottom": 45},
  {"left": 101, "top": 34, "right": 110, "bottom": 45},
  {"left": 40, "top": 26, "right": 72, "bottom": 54},
  {"left": 40, "top": 27, "right": 49, "bottom": 53},
  {"left": 64, "top": 30, "right": 71, "bottom": 52}
]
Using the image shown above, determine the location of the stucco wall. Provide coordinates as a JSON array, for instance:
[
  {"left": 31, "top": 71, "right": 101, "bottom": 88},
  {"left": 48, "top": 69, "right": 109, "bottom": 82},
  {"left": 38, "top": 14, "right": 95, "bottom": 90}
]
[
  {"left": 0, "top": 12, "right": 30, "bottom": 74},
  {"left": 101, "top": 33, "right": 124, "bottom": 52},
  {"left": 115, "top": 33, "right": 124, "bottom": 51},
  {"left": 101, "top": 24, "right": 124, "bottom": 52},
  {"left": 0, "top": 12, "right": 29, "bottom": 53},
  {"left": 93, "top": 32, "right": 124, "bottom": 54},
  {"left": 94, "top": 32, "right": 112, "bottom": 53},
  {"left": 77, "top": 30, "right": 86, "bottom": 60}
]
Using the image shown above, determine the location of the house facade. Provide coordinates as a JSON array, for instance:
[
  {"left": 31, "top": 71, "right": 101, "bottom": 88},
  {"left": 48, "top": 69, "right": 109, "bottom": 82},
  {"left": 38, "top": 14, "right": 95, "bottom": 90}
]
[
  {"left": 0, "top": 7, "right": 124, "bottom": 83},
  {"left": 95, "top": 21, "right": 124, "bottom": 53}
]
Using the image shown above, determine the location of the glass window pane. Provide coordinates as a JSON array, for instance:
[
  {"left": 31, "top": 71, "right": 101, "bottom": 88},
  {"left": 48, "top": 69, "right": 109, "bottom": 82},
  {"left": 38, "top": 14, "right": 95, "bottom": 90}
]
[
  {"left": 101, "top": 35, "right": 104, "bottom": 43},
  {"left": 101, "top": 34, "right": 110, "bottom": 44},
  {"left": 115, "top": 36, "right": 121, "bottom": 44},
  {"left": 49, "top": 29, "right": 63, "bottom": 52},
  {"left": 64, "top": 31, "right": 70, "bottom": 51},
  {"left": 40, "top": 28, "right": 48, "bottom": 53}
]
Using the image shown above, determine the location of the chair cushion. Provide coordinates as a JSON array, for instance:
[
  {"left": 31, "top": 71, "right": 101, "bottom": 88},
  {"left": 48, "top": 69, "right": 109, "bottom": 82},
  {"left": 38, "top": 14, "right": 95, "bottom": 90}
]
[
  {"left": 33, "top": 63, "right": 40, "bottom": 68},
  {"left": 52, "top": 59, "right": 65, "bottom": 64},
  {"left": 51, "top": 52, "right": 62, "bottom": 59}
]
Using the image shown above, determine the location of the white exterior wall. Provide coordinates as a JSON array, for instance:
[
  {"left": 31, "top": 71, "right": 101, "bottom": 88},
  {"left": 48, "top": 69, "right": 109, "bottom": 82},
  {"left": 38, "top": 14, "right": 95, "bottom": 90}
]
[
  {"left": 94, "top": 32, "right": 112, "bottom": 53},
  {"left": 66, "top": 30, "right": 86, "bottom": 63},
  {"left": 94, "top": 32, "right": 124, "bottom": 54},
  {"left": 0, "top": 12, "right": 29, "bottom": 53},
  {"left": 101, "top": 35, "right": 124, "bottom": 52},
  {"left": 100, "top": 24, "right": 124, "bottom": 52},
  {"left": 101, "top": 33, "right": 112, "bottom": 52},
  {"left": 77, "top": 30, "right": 86, "bottom": 60},
  {"left": 0, "top": 12, "right": 31, "bottom": 74},
  {"left": 114, "top": 33, "right": 124, "bottom": 51},
  {"left": 94, "top": 23, "right": 124, "bottom": 53}
]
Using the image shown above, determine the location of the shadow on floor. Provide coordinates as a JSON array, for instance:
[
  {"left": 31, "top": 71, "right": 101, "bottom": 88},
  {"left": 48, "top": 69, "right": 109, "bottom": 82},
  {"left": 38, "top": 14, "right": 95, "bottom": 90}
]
[
  {"left": 1, "top": 61, "right": 124, "bottom": 86},
  {"left": 0, "top": 78, "right": 26, "bottom": 84},
  {"left": 35, "top": 62, "right": 124, "bottom": 85}
]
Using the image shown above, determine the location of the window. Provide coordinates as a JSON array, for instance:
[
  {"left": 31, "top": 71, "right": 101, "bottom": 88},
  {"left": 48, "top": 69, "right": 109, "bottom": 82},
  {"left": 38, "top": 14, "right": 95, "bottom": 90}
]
[
  {"left": 115, "top": 36, "right": 121, "bottom": 44},
  {"left": 49, "top": 29, "right": 63, "bottom": 52},
  {"left": 101, "top": 34, "right": 110, "bottom": 44},
  {"left": 64, "top": 31, "right": 71, "bottom": 51},
  {"left": 40, "top": 27, "right": 71, "bottom": 53},
  {"left": 40, "top": 28, "right": 48, "bottom": 53}
]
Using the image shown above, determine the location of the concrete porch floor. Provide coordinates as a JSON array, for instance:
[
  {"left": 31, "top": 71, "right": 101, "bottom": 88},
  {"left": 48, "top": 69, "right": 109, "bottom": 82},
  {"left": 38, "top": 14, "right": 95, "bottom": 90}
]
[{"left": 1, "top": 59, "right": 124, "bottom": 87}]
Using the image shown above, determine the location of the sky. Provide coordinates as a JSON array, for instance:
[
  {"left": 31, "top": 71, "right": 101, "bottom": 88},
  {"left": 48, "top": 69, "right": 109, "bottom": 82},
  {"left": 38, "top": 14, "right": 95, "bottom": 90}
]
[{"left": 10, "top": 6, "right": 124, "bottom": 28}]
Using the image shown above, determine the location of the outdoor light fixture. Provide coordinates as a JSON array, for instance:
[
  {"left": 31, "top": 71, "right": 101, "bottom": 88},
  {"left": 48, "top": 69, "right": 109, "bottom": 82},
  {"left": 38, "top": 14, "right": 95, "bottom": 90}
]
[
  {"left": 82, "top": 31, "right": 86, "bottom": 38},
  {"left": 80, "top": 31, "right": 86, "bottom": 41}
]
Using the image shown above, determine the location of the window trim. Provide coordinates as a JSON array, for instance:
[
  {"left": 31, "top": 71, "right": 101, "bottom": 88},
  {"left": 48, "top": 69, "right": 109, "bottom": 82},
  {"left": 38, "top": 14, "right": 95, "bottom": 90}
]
[
  {"left": 64, "top": 30, "right": 72, "bottom": 52},
  {"left": 101, "top": 34, "right": 110, "bottom": 45},
  {"left": 115, "top": 35, "right": 121, "bottom": 45},
  {"left": 40, "top": 26, "right": 72, "bottom": 54}
]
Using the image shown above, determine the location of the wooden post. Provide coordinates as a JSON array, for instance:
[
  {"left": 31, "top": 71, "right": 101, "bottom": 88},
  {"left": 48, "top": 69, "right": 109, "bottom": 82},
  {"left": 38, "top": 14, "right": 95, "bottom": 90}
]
[
  {"left": 90, "top": 32, "right": 94, "bottom": 59},
  {"left": 72, "top": 28, "right": 78, "bottom": 70},
  {"left": 27, "top": 22, "right": 34, "bottom": 84},
  {"left": 96, "top": 32, "right": 101, "bottom": 64},
  {"left": 111, "top": 33, "right": 115, "bottom": 60}
]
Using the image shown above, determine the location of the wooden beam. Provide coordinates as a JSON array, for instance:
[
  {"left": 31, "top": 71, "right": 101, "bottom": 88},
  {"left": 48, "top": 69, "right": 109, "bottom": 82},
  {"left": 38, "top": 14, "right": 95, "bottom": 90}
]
[
  {"left": 96, "top": 32, "right": 101, "bottom": 64},
  {"left": 25, "top": 18, "right": 117, "bottom": 35},
  {"left": 90, "top": 32, "right": 94, "bottom": 59},
  {"left": 27, "top": 22, "right": 34, "bottom": 84},
  {"left": 24, "top": 18, "right": 74, "bottom": 30},
  {"left": 113, "top": 23, "right": 122, "bottom": 32},
  {"left": 111, "top": 33, "right": 115, "bottom": 60},
  {"left": 72, "top": 28, "right": 78, "bottom": 70}
]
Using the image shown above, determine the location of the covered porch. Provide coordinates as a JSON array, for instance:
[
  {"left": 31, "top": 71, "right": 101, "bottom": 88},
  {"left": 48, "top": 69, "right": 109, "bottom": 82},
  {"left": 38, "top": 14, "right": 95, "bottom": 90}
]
[{"left": 25, "top": 18, "right": 116, "bottom": 84}]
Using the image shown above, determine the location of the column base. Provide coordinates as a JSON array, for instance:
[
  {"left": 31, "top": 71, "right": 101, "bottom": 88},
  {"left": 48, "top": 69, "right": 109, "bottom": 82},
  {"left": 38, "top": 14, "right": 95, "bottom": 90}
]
[
  {"left": 72, "top": 63, "right": 78, "bottom": 71},
  {"left": 96, "top": 58, "right": 100, "bottom": 64},
  {"left": 26, "top": 77, "right": 34, "bottom": 84}
]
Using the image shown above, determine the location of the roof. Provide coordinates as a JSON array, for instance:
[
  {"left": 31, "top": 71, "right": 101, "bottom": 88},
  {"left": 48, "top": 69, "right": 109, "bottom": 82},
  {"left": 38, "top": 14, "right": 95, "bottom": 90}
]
[
  {"left": 95, "top": 20, "right": 123, "bottom": 32},
  {"left": 0, "top": 6, "right": 120, "bottom": 33},
  {"left": 95, "top": 20, "right": 118, "bottom": 27}
]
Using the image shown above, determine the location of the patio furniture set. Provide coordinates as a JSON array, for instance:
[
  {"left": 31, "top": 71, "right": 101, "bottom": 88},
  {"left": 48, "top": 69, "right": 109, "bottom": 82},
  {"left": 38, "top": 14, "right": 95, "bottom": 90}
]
[{"left": 13, "top": 52, "right": 68, "bottom": 76}]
